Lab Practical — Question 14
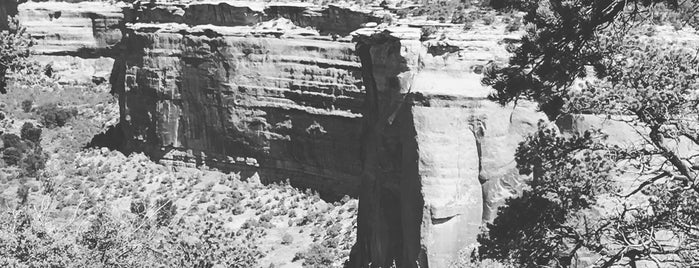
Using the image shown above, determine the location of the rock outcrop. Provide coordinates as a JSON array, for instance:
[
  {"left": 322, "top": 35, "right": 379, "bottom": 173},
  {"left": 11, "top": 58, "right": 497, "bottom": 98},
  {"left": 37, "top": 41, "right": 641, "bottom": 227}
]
[
  {"left": 112, "top": 2, "right": 383, "bottom": 199},
  {"left": 18, "top": 2, "right": 124, "bottom": 84},
  {"left": 126, "top": 2, "right": 383, "bottom": 35},
  {"left": 349, "top": 26, "right": 545, "bottom": 267},
  {"left": 19, "top": 1, "right": 123, "bottom": 55}
]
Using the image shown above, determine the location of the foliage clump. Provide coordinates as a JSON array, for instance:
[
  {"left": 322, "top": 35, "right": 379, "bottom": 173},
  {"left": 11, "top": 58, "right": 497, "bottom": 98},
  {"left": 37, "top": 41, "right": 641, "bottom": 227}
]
[
  {"left": 478, "top": 0, "right": 699, "bottom": 267},
  {"left": 36, "top": 103, "right": 78, "bottom": 128},
  {"left": 0, "top": 28, "right": 32, "bottom": 94},
  {"left": 0, "top": 124, "right": 46, "bottom": 175}
]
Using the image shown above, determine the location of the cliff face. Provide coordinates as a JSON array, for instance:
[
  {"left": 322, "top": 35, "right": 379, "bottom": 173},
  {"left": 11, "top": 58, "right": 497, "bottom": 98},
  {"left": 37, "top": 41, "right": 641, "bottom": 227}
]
[
  {"left": 18, "top": 1, "right": 550, "bottom": 265},
  {"left": 113, "top": 3, "right": 380, "bottom": 198},
  {"left": 349, "top": 28, "right": 546, "bottom": 267},
  {"left": 18, "top": 2, "right": 123, "bottom": 84},
  {"left": 19, "top": 2, "right": 123, "bottom": 55},
  {"left": 126, "top": 2, "right": 383, "bottom": 35}
]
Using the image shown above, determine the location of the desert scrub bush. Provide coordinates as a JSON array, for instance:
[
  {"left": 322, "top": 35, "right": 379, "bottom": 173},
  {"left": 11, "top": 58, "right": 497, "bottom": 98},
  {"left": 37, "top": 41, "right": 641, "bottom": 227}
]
[
  {"left": 293, "top": 243, "right": 334, "bottom": 267},
  {"left": 2, "top": 147, "right": 21, "bottom": 166},
  {"left": 504, "top": 15, "right": 522, "bottom": 32},
  {"left": 20, "top": 122, "right": 41, "bottom": 143},
  {"left": 281, "top": 233, "right": 294, "bottom": 245},
  {"left": 0, "top": 28, "right": 32, "bottom": 94},
  {"left": 20, "top": 99, "right": 32, "bottom": 113},
  {"left": 0, "top": 210, "right": 78, "bottom": 267},
  {"left": 36, "top": 103, "right": 77, "bottom": 128},
  {"left": 130, "top": 198, "right": 148, "bottom": 219},
  {"left": 2, "top": 133, "right": 23, "bottom": 149},
  {"left": 154, "top": 198, "right": 177, "bottom": 227}
]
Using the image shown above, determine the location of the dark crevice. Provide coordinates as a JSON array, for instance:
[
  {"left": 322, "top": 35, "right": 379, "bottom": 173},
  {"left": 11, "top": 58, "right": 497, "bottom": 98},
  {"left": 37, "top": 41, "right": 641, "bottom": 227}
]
[{"left": 85, "top": 122, "right": 125, "bottom": 151}]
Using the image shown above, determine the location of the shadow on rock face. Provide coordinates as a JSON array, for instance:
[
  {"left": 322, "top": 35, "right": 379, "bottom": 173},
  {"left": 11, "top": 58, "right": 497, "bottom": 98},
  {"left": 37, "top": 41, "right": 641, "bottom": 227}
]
[{"left": 85, "top": 122, "right": 125, "bottom": 151}]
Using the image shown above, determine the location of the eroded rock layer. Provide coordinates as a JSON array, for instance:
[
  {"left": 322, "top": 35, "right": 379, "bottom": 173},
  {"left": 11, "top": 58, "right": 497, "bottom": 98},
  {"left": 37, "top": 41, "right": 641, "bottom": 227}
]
[
  {"left": 126, "top": 2, "right": 383, "bottom": 35},
  {"left": 114, "top": 23, "right": 366, "bottom": 199},
  {"left": 349, "top": 27, "right": 545, "bottom": 267},
  {"left": 19, "top": 2, "right": 123, "bottom": 56},
  {"left": 17, "top": 2, "right": 124, "bottom": 84}
]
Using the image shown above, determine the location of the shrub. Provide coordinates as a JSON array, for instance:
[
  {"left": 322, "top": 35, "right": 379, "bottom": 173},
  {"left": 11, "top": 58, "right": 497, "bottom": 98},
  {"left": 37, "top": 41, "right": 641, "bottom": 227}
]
[
  {"left": 2, "top": 147, "right": 22, "bottom": 166},
  {"left": 20, "top": 122, "right": 41, "bottom": 143},
  {"left": 260, "top": 212, "right": 273, "bottom": 223},
  {"left": 21, "top": 99, "right": 33, "bottom": 113},
  {"left": 281, "top": 233, "right": 294, "bottom": 245},
  {"left": 17, "top": 185, "right": 29, "bottom": 205},
  {"left": 294, "top": 243, "right": 334, "bottom": 267},
  {"left": 154, "top": 198, "right": 177, "bottom": 227},
  {"left": 0, "top": 28, "right": 32, "bottom": 94},
  {"left": 505, "top": 16, "right": 522, "bottom": 32},
  {"left": 0, "top": 210, "right": 77, "bottom": 267},
  {"left": 482, "top": 12, "right": 496, "bottom": 25},
  {"left": 327, "top": 223, "right": 342, "bottom": 237},
  {"left": 129, "top": 199, "right": 148, "bottom": 219},
  {"left": 2, "top": 133, "right": 22, "bottom": 149},
  {"left": 21, "top": 148, "right": 46, "bottom": 176},
  {"left": 36, "top": 103, "right": 78, "bottom": 128},
  {"left": 420, "top": 26, "right": 438, "bottom": 41}
]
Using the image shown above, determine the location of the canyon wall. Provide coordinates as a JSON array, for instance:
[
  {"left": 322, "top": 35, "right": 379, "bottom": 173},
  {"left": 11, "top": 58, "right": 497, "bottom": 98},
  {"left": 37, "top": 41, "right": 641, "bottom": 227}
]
[
  {"left": 17, "top": 1, "right": 548, "bottom": 266},
  {"left": 18, "top": 1, "right": 123, "bottom": 84},
  {"left": 349, "top": 27, "right": 545, "bottom": 267},
  {"left": 113, "top": 2, "right": 384, "bottom": 199}
]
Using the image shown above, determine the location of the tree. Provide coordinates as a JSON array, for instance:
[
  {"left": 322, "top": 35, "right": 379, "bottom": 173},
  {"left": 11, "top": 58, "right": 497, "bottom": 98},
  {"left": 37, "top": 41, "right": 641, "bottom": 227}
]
[
  {"left": 478, "top": 0, "right": 699, "bottom": 267},
  {"left": 482, "top": 0, "right": 695, "bottom": 118},
  {"left": 479, "top": 123, "right": 617, "bottom": 267}
]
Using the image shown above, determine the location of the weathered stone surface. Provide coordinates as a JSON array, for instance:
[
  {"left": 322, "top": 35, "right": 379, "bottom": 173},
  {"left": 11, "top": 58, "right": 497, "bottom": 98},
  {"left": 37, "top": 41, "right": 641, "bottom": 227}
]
[
  {"left": 15, "top": 2, "right": 122, "bottom": 85},
  {"left": 125, "top": 2, "right": 384, "bottom": 35},
  {"left": 18, "top": 2, "right": 124, "bottom": 56},
  {"left": 349, "top": 27, "right": 545, "bottom": 267},
  {"left": 113, "top": 20, "right": 366, "bottom": 199}
]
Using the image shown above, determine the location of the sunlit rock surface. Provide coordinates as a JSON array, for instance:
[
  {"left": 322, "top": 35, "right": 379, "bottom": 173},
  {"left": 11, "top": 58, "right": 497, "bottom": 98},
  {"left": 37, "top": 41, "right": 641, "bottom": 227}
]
[
  {"left": 112, "top": 2, "right": 381, "bottom": 199},
  {"left": 349, "top": 26, "right": 545, "bottom": 267}
]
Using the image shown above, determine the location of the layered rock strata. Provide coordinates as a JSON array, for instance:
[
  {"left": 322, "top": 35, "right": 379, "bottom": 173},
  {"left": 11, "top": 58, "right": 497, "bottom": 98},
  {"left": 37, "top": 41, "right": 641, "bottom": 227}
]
[
  {"left": 349, "top": 27, "right": 545, "bottom": 267},
  {"left": 18, "top": 2, "right": 124, "bottom": 84},
  {"left": 114, "top": 13, "right": 371, "bottom": 198},
  {"left": 126, "top": 2, "right": 383, "bottom": 35}
]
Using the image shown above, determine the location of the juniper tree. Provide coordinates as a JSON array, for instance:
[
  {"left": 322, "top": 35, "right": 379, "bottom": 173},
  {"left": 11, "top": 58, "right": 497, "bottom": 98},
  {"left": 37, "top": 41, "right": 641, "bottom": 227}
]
[{"left": 478, "top": 0, "right": 699, "bottom": 267}]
